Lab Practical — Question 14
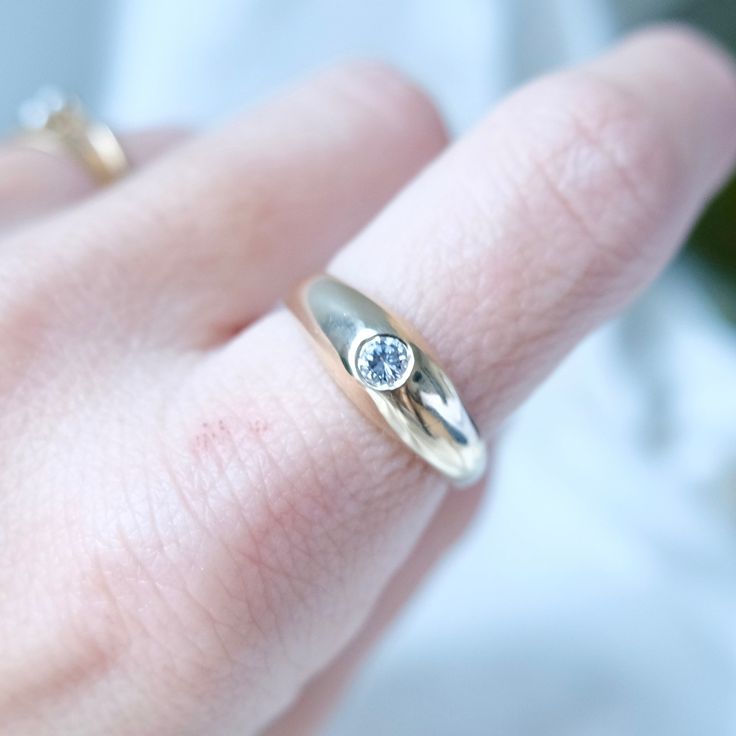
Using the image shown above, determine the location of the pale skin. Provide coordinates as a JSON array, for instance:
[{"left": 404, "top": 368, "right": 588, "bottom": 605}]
[{"left": 1, "top": 25, "right": 735, "bottom": 736}]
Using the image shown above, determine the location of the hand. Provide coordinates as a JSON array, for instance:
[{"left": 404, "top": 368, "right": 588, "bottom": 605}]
[{"left": 2, "top": 26, "right": 735, "bottom": 736}]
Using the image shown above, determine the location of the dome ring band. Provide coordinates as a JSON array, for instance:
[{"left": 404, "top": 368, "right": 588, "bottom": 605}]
[{"left": 288, "top": 275, "right": 487, "bottom": 486}]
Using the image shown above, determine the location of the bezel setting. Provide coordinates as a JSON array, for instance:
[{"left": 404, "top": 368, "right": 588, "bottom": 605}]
[{"left": 354, "top": 334, "right": 414, "bottom": 391}]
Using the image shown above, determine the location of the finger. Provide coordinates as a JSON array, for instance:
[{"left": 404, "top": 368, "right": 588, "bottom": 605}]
[
  {"left": 0, "top": 128, "right": 187, "bottom": 230},
  {"left": 177, "top": 26, "right": 736, "bottom": 730},
  {"left": 0, "top": 63, "right": 446, "bottom": 346},
  {"left": 262, "top": 481, "right": 486, "bottom": 736}
]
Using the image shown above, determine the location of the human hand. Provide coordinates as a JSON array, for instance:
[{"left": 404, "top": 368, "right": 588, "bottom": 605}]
[{"left": 2, "top": 26, "right": 735, "bottom": 736}]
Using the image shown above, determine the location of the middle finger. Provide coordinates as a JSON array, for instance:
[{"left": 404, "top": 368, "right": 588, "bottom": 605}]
[{"left": 0, "top": 63, "right": 446, "bottom": 347}]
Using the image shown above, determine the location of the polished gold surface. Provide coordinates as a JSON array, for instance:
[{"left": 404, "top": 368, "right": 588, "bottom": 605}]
[
  {"left": 289, "top": 275, "right": 487, "bottom": 486},
  {"left": 18, "top": 89, "right": 129, "bottom": 184}
]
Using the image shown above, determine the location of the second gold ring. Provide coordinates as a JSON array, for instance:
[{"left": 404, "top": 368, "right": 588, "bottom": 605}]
[{"left": 18, "top": 87, "right": 129, "bottom": 184}]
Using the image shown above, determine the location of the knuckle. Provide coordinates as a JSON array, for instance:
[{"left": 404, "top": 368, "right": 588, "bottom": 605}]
[
  {"left": 424, "top": 68, "right": 689, "bottom": 407},
  {"left": 500, "top": 70, "right": 681, "bottom": 277},
  {"left": 323, "top": 60, "right": 448, "bottom": 152}
]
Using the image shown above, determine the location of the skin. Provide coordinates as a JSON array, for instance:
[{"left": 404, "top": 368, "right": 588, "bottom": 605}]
[{"left": 0, "top": 25, "right": 735, "bottom": 736}]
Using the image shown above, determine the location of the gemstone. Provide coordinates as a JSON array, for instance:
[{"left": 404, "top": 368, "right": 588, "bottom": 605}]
[
  {"left": 355, "top": 334, "right": 412, "bottom": 390},
  {"left": 18, "top": 86, "right": 68, "bottom": 130}
]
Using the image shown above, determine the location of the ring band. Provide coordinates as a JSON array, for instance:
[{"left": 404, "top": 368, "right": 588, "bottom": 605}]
[
  {"left": 17, "top": 87, "right": 129, "bottom": 184},
  {"left": 288, "top": 275, "right": 487, "bottom": 486}
]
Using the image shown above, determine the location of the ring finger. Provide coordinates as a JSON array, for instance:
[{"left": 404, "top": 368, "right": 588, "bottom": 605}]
[{"left": 0, "top": 127, "right": 187, "bottom": 230}]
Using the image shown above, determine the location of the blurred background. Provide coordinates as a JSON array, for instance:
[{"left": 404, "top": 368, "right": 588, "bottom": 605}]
[{"left": 2, "top": 1, "right": 736, "bottom": 734}]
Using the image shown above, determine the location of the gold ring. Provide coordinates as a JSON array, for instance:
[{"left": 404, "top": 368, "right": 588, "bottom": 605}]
[
  {"left": 289, "top": 275, "right": 487, "bottom": 486},
  {"left": 17, "top": 87, "right": 129, "bottom": 184}
]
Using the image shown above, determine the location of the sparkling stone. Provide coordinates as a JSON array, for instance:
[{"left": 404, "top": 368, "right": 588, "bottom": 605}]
[
  {"left": 355, "top": 334, "right": 412, "bottom": 390},
  {"left": 18, "top": 86, "right": 68, "bottom": 130}
]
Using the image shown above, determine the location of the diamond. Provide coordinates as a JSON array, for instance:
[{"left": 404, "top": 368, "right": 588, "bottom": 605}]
[
  {"left": 18, "top": 86, "right": 69, "bottom": 130},
  {"left": 355, "top": 334, "right": 412, "bottom": 390}
]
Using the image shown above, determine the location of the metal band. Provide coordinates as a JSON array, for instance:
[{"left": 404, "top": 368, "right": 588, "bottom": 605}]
[
  {"left": 289, "top": 275, "right": 487, "bottom": 486},
  {"left": 17, "top": 87, "right": 129, "bottom": 184}
]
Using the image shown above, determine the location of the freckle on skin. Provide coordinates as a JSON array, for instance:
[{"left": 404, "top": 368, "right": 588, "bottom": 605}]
[
  {"left": 188, "top": 417, "right": 269, "bottom": 460},
  {"left": 189, "top": 422, "right": 214, "bottom": 457},
  {"left": 249, "top": 418, "right": 269, "bottom": 437}
]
